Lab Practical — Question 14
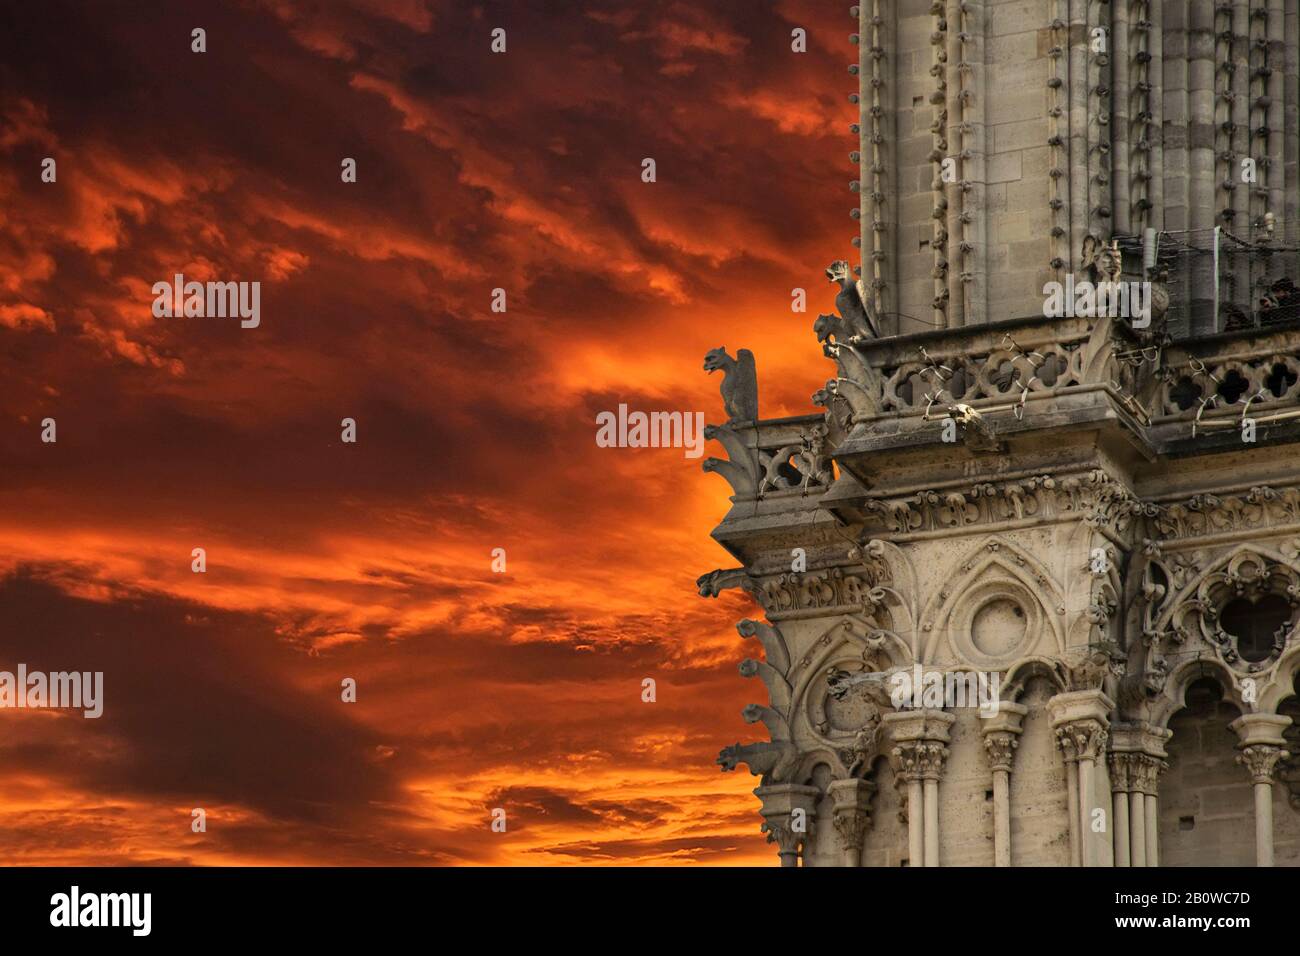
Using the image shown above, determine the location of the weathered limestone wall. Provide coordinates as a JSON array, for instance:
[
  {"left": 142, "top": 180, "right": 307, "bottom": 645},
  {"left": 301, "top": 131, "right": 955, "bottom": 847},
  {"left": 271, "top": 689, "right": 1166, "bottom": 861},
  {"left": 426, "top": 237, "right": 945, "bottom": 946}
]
[
  {"left": 936, "top": 710, "right": 996, "bottom": 866},
  {"left": 863, "top": 756, "right": 909, "bottom": 866},
  {"left": 1009, "top": 676, "right": 1072, "bottom": 865},
  {"left": 1159, "top": 697, "right": 1254, "bottom": 866}
]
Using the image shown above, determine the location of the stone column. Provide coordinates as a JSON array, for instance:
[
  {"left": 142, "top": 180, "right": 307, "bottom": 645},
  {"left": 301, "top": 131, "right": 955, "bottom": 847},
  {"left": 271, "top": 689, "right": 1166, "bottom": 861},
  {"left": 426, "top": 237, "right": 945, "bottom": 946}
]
[
  {"left": 1128, "top": 785, "right": 1146, "bottom": 867},
  {"left": 754, "top": 784, "right": 820, "bottom": 867},
  {"left": 1229, "top": 713, "right": 1292, "bottom": 868},
  {"left": 1110, "top": 722, "right": 1171, "bottom": 868},
  {"left": 980, "top": 703, "right": 1027, "bottom": 867},
  {"left": 1049, "top": 690, "right": 1113, "bottom": 868},
  {"left": 1142, "top": 760, "right": 1162, "bottom": 867},
  {"left": 828, "top": 778, "right": 875, "bottom": 868},
  {"left": 1107, "top": 752, "right": 1132, "bottom": 867},
  {"left": 885, "top": 709, "right": 955, "bottom": 867}
]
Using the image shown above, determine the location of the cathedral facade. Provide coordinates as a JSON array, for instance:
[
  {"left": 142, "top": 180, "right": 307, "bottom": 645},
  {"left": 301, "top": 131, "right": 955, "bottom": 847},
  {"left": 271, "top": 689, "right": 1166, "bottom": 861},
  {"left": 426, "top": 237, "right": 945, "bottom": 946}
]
[{"left": 699, "top": 1, "right": 1300, "bottom": 866}]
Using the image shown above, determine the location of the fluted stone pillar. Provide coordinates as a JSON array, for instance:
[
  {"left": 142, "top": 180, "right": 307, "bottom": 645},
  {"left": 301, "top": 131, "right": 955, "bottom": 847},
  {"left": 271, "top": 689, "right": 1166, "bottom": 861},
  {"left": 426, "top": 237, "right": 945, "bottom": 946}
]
[
  {"left": 980, "top": 702, "right": 1027, "bottom": 867},
  {"left": 754, "top": 784, "right": 820, "bottom": 867},
  {"left": 1230, "top": 713, "right": 1292, "bottom": 867},
  {"left": 1049, "top": 690, "right": 1113, "bottom": 868},
  {"left": 828, "top": 778, "right": 875, "bottom": 867},
  {"left": 885, "top": 709, "right": 955, "bottom": 867}
]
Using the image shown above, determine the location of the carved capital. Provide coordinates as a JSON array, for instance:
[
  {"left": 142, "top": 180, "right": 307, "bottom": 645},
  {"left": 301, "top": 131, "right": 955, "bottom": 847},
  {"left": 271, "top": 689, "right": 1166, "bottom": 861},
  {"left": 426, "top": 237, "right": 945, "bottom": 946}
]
[
  {"left": 979, "top": 702, "right": 1026, "bottom": 775},
  {"left": 1048, "top": 689, "right": 1113, "bottom": 763},
  {"left": 832, "top": 810, "right": 871, "bottom": 854},
  {"left": 1108, "top": 751, "right": 1139, "bottom": 792},
  {"left": 1054, "top": 720, "right": 1109, "bottom": 763},
  {"left": 1238, "top": 744, "right": 1289, "bottom": 784},
  {"left": 828, "top": 778, "right": 875, "bottom": 856},
  {"left": 983, "top": 731, "right": 1019, "bottom": 773},
  {"left": 1128, "top": 753, "right": 1167, "bottom": 795},
  {"left": 760, "top": 819, "right": 803, "bottom": 860},
  {"left": 754, "top": 784, "right": 820, "bottom": 866},
  {"left": 892, "top": 740, "right": 948, "bottom": 781}
]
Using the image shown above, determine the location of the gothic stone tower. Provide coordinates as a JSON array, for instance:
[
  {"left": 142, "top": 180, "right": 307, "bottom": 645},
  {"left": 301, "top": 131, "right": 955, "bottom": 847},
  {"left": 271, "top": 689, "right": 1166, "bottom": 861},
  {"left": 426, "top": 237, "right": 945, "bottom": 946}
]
[{"left": 699, "top": 1, "right": 1300, "bottom": 867}]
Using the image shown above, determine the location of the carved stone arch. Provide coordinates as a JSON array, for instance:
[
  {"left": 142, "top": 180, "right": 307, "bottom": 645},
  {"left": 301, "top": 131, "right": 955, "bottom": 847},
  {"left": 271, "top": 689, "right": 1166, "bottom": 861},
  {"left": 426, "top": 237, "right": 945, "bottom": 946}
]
[
  {"left": 1002, "top": 655, "right": 1069, "bottom": 702},
  {"left": 920, "top": 536, "right": 1066, "bottom": 666},
  {"left": 792, "top": 616, "right": 904, "bottom": 755},
  {"left": 789, "top": 616, "right": 910, "bottom": 710},
  {"left": 1151, "top": 543, "right": 1297, "bottom": 633},
  {"left": 859, "top": 539, "right": 920, "bottom": 636},
  {"left": 1259, "top": 641, "right": 1300, "bottom": 713},
  {"left": 796, "top": 749, "right": 848, "bottom": 787},
  {"left": 1150, "top": 657, "right": 1244, "bottom": 730}
]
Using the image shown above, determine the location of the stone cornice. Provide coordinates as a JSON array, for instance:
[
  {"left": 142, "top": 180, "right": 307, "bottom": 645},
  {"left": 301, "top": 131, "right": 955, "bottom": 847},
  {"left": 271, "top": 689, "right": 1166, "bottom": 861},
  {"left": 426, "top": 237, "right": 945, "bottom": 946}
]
[{"left": 859, "top": 469, "right": 1142, "bottom": 537}]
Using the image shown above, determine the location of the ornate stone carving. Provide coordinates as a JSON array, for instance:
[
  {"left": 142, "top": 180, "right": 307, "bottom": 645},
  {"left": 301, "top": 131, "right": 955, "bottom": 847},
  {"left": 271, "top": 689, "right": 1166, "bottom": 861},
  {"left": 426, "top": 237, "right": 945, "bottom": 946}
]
[
  {"left": 1108, "top": 752, "right": 1135, "bottom": 792},
  {"left": 983, "top": 732, "right": 1019, "bottom": 774},
  {"left": 892, "top": 740, "right": 948, "bottom": 781},
  {"left": 754, "top": 784, "right": 820, "bottom": 866},
  {"left": 1237, "top": 744, "right": 1289, "bottom": 784},
  {"left": 1054, "top": 721, "right": 1109, "bottom": 763},
  {"left": 757, "top": 424, "right": 834, "bottom": 497},
  {"left": 832, "top": 811, "right": 871, "bottom": 854},
  {"left": 760, "top": 819, "right": 803, "bottom": 860},
  {"left": 859, "top": 470, "right": 1142, "bottom": 536},
  {"left": 1153, "top": 487, "right": 1300, "bottom": 541},
  {"left": 748, "top": 567, "right": 894, "bottom": 623},
  {"left": 828, "top": 778, "right": 875, "bottom": 862},
  {"left": 1128, "top": 753, "right": 1167, "bottom": 796},
  {"left": 1156, "top": 549, "right": 1299, "bottom": 672},
  {"left": 1063, "top": 646, "right": 1122, "bottom": 693}
]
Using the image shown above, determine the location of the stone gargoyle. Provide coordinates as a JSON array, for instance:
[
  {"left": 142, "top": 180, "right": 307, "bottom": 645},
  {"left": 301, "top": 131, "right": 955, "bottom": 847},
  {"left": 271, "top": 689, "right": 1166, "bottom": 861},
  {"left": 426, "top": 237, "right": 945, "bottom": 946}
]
[
  {"left": 703, "top": 347, "right": 758, "bottom": 424},
  {"left": 826, "top": 259, "right": 880, "bottom": 339},
  {"left": 717, "top": 740, "right": 798, "bottom": 784}
]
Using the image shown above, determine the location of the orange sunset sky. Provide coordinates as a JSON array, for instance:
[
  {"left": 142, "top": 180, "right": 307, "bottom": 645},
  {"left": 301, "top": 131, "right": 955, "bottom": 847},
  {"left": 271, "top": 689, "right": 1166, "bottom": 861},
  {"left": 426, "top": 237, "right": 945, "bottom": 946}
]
[{"left": 0, "top": 0, "right": 859, "bottom": 864}]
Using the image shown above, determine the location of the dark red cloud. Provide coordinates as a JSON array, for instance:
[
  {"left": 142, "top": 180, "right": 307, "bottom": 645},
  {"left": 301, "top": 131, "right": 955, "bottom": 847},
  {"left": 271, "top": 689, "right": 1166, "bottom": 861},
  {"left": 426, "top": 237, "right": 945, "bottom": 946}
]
[{"left": 0, "top": 0, "right": 854, "bottom": 863}]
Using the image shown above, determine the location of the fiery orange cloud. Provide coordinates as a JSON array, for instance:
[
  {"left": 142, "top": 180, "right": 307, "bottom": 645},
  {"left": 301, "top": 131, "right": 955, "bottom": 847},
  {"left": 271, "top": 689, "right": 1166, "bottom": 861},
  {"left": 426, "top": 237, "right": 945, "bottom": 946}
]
[{"left": 0, "top": 0, "right": 853, "bottom": 865}]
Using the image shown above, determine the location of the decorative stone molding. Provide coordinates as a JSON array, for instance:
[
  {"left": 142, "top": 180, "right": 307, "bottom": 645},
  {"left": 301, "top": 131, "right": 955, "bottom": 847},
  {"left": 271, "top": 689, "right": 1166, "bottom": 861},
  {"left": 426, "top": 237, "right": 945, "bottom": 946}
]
[
  {"left": 1109, "top": 721, "right": 1172, "bottom": 783},
  {"left": 861, "top": 469, "right": 1142, "bottom": 536},
  {"left": 887, "top": 708, "right": 955, "bottom": 781},
  {"left": 1157, "top": 339, "right": 1300, "bottom": 421},
  {"left": 1152, "top": 486, "right": 1300, "bottom": 542},
  {"left": 754, "top": 566, "right": 892, "bottom": 622},
  {"left": 1230, "top": 713, "right": 1291, "bottom": 767}
]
